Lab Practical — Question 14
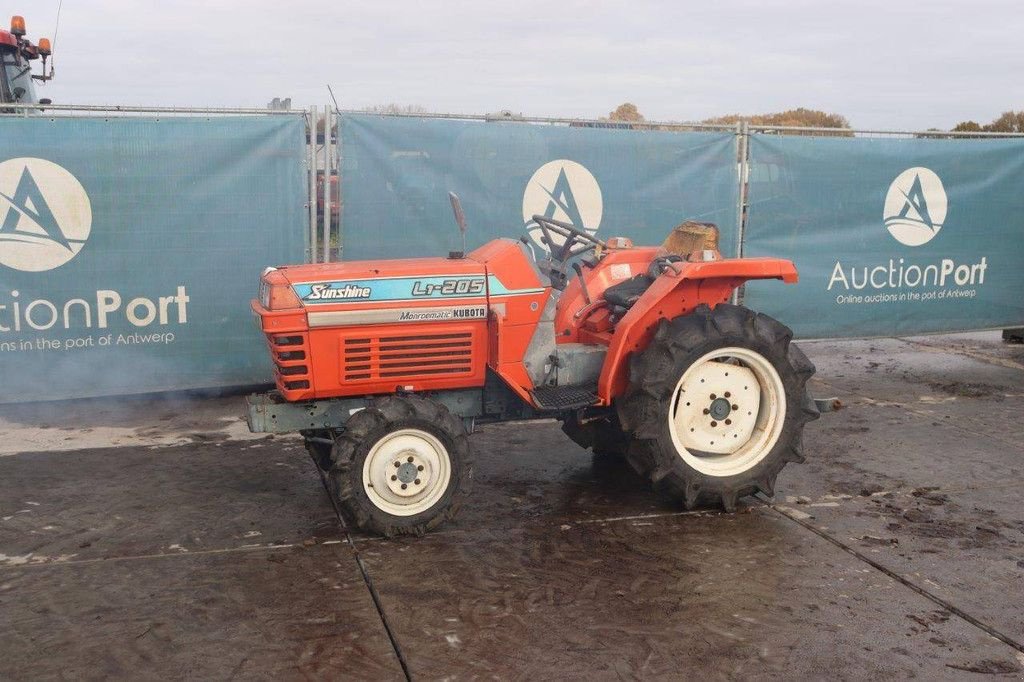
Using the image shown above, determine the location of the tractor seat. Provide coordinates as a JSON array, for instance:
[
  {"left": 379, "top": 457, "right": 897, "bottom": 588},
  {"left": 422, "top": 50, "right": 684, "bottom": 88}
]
[{"left": 603, "top": 274, "right": 655, "bottom": 310}]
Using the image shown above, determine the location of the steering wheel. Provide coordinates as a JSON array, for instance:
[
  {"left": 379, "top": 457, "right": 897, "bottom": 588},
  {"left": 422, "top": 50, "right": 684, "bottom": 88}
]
[{"left": 531, "top": 214, "right": 606, "bottom": 263}]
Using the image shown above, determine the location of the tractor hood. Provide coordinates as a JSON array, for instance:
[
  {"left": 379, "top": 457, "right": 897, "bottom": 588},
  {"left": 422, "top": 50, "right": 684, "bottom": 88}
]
[{"left": 272, "top": 257, "right": 488, "bottom": 308}]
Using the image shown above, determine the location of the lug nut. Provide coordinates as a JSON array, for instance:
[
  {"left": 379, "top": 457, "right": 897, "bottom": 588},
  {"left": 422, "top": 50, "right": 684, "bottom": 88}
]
[
  {"left": 401, "top": 483, "right": 408, "bottom": 490},
  {"left": 417, "top": 465, "right": 424, "bottom": 471},
  {"left": 724, "top": 392, "right": 731, "bottom": 398},
  {"left": 394, "top": 461, "right": 400, "bottom": 468},
  {"left": 703, "top": 408, "right": 710, "bottom": 415},
  {"left": 414, "top": 479, "right": 421, "bottom": 485},
  {"left": 711, "top": 420, "right": 718, "bottom": 427},
  {"left": 407, "top": 456, "right": 414, "bottom": 463},
  {"left": 732, "top": 404, "right": 739, "bottom": 410},
  {"left": 710, "top": 393, "right": 717, "bottom": 400},
  {"left": 725, "top": 419, "right": 732, "bottom": 425},
  {"left": 391, "top": 475, "right": 397, "bottom": 481}
]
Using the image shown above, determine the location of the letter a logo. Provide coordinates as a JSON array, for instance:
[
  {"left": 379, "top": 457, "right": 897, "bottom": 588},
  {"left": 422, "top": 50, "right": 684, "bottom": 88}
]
[
  {"left": 522, "top": 160, "right": 603, "bottom": 251},
  {"left": 0, "top": 158, "right": 92, "bottom": 272},
  {"left": 883, "top": 167, "right": 947, "bottom": 247}
]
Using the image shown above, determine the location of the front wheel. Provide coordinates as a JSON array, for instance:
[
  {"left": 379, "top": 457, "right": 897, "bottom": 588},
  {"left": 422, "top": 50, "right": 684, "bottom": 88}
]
[
  {"left": 618, "top": 304, "right": 818, "bottom": 511},
  {"left": 328, "top": 395, "right": 473, "bottom": 536}
]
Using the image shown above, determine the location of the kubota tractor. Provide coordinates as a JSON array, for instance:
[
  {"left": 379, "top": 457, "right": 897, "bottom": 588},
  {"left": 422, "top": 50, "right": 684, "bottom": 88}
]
[{"left": 248, "top": 199, "right": 819, "bottom": 536}]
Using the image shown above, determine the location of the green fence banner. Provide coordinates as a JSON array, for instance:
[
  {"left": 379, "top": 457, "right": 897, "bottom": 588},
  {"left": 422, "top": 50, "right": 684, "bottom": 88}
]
[
  {"left": 338, "top": 114, "right": 740, "bottom": 260},
  {"left": 0, "top": 116, "right": 307, "bottom": 402},
  {"left": 742, "top": 134, "right": 1024, "bottom": 338}
]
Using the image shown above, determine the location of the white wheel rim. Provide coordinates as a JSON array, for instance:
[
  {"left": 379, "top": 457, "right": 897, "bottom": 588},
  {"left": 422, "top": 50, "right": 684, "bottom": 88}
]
[
  {"left": 667, "top": 346, "right": 786, "bottom": 477},
  {"left": 362, "top": 428, "right": 452, "bottom": 517}
]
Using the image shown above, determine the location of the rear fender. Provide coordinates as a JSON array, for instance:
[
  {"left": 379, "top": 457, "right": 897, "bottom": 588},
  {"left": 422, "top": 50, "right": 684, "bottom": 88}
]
[{"left": 596, "top": 258, "right": 798, "bottom": 403}]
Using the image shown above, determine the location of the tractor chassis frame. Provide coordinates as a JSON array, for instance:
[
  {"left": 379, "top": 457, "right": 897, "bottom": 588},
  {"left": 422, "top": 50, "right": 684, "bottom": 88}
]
[
  {"left": 247, "top": 385, "right": 837, "bottom": 437},
  {"left": 246, "top": 390, "right": 484, "bottom": 435},
  {"left": 245, "top": 371, "right": 611, "bottom": 436}
]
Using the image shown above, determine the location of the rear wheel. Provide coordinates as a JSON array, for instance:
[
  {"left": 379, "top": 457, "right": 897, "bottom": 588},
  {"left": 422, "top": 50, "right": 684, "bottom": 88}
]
[
  {"left": 618, "top": 304, "right": 818, "bottom": 511},
  {"left": 328, "top": 395, "right": 472, "bottom": 536}
]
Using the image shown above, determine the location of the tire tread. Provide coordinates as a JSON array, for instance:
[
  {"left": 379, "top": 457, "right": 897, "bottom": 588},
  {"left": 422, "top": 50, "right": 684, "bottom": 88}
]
[
  {"left": 329, "top": 395, "right": 472, "bottom": 537},
  {"left": 619, "top": 304, "right": 818, "bottom": 511}
]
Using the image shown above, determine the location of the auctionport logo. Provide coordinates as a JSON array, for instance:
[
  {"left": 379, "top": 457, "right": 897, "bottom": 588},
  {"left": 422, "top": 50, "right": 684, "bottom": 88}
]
[
  {"left": 0, "top": 158, "right": 93, "bottom": 272},
  {"left": 828, "top": 165, "right": 988, "bottom": 303},
  {"left": 522, "top": 160, "right": 602, "bottom": 251},
  {"left": 883, "top": 167, "right": 947, "bottom": 247}
]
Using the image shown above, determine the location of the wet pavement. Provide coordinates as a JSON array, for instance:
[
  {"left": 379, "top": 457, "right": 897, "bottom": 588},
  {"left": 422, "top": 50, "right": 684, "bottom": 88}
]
[{"left": 1, "top": 332, "right": 1023, "bottom": 679}]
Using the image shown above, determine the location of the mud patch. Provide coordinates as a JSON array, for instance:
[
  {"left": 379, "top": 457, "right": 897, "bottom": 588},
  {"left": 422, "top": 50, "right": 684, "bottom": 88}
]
[
  {"left": 925, "top": 381, "right": 1007, "bottom": 399},
  {"left": 946, "top": 659, "right": 1020, "bottom": 675},
  {"left": 870, "top": 495, "right": 1017, "bottom": 551},
  {"left": 905, "top": 610, "right": 951, "bottom": 633}
]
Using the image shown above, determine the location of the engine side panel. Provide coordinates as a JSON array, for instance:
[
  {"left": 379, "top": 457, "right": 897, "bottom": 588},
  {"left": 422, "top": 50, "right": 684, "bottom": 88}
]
[
  {"left": 254, "top": 241, "right": 556, "bottom": 403},
  {"left": 308, "top": 321, "right": 488, "bottom": 395},
  {"left": 257, "top": 258, "right": 493, "bottom": 400}
]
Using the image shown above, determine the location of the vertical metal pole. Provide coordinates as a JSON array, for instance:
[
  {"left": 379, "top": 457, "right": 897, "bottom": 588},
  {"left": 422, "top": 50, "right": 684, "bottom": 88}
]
[
  {"left": 322, "top": 106, "right": 332, "bottom": 263},
  {"left": 732, "top": 121, "right": 750, "bottom": 306},
  {"left": 307, "top": 105, "right": 317, "bottom": 263},
  {"left": 335, "top": 112, "right": 343, "bottom": 261},
  {"left": 735, "top": 121, "right": 749, "bottom": 260}
]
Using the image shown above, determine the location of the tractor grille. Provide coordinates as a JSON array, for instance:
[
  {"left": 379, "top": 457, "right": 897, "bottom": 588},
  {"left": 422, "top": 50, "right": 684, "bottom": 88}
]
[
  {"left": 342, "top": 331, "right": 476, "bottom": 382},
  {"left": 268, "top": 333, "right": 312, "bottom": 393}
]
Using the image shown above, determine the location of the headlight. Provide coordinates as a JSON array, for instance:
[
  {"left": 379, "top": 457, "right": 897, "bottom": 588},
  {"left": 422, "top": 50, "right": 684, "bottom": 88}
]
[
  {"left": 258, "top": 268, "right": 302, "bottom": 310},
  {"left": 259, "top": 280, "right": 271, "bottom": 308}
]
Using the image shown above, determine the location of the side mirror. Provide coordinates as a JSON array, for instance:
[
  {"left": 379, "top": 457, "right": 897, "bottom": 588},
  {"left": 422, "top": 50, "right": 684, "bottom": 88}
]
[
  {"left": 12, "top": 87, "right": 25, "bottom": 101},
  {"left": 38, "top": 98, "right": 51, "bottom": 105},
  {"left": 448, "top": 192, "right": 467, "bottom": 235},
  {"left": 447, "top": 192, "right": 468, "bottom": 258}
]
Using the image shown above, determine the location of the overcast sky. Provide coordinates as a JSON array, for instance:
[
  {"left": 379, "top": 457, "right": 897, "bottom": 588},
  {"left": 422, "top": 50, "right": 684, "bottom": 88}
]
[{"left": 18, "top": 0, "right": 1024, "bottom": 130}]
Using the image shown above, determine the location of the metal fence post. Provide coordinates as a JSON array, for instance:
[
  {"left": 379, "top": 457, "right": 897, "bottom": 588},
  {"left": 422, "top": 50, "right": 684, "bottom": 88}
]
[
  {"left": 307, "top": 105, "right": 317, "bottom": 263},
  {"left": 321, "top": 107, "right": 332, "bottom": 263},
  {"left": 732, "top": 121, "right": 750, "bottom": 306},
  {"left": 335, "top": 111, "right": 343, "bottom": 261},
  {"left": 735, "top": 120, "right": 749, "bottom": 260}
]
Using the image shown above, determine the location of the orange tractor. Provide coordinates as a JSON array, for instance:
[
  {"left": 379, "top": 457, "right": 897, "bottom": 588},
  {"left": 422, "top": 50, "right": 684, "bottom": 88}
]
[{"left": 248, "top": 198, "right": 819, "bottom": 536}]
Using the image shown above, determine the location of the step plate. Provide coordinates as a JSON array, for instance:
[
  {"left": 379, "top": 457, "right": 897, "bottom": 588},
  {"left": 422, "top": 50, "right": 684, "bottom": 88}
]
[{"left": 531, "top": 385, "right": 599, "bottom": 411}]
